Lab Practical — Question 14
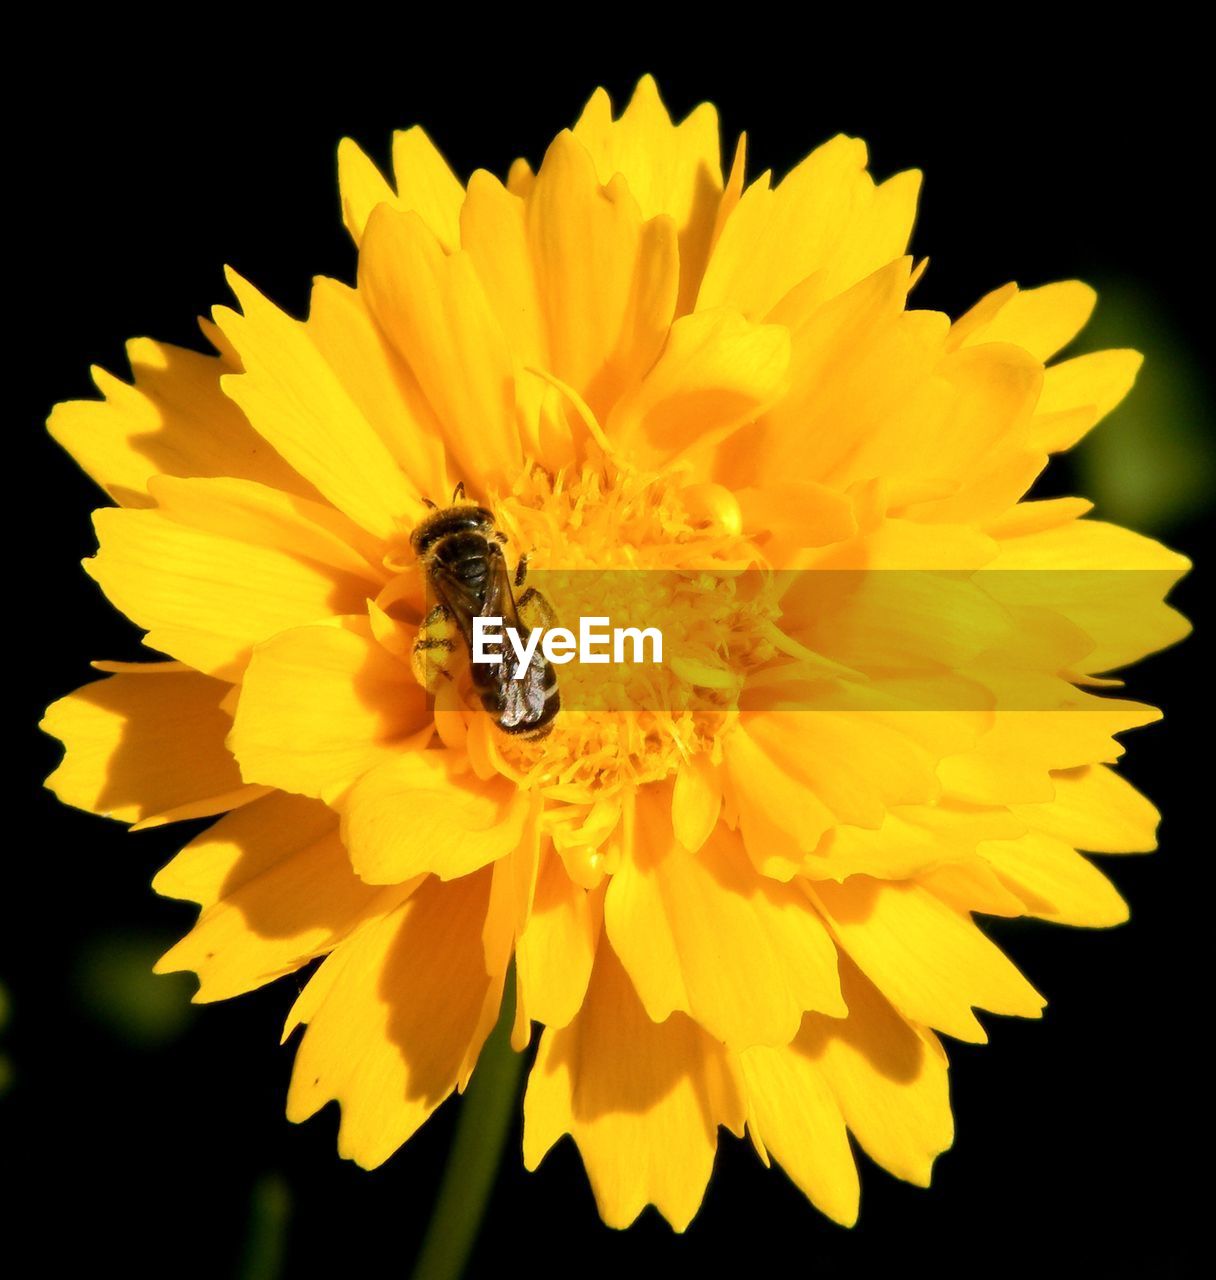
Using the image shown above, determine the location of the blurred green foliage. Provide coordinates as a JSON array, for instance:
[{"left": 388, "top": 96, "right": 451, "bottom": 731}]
[
  {"left": 73, "top": 932, "right": 196, "bottom": 1047},
  {"left": 240, "top": 1173, "right": 292, "bottom": 1280},
  {"left": 1075, "top": 280, "right": 1214, "bottom": 533}
]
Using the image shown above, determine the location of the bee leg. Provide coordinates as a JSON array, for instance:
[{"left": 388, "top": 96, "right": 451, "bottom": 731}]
[
  {"left": 514, "top": 552, "right": 531, "bottom": 588},
  {"left": 411, "top": 602, "right": 459, "bottom": 691}
]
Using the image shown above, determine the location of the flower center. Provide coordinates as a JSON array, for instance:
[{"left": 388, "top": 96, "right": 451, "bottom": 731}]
[{"left": 483, "top": 459, "right": 778, "bottom": 800}]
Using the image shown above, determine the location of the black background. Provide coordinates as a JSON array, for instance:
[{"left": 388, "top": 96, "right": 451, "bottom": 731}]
[{"left": 8, "top": 28, "right": 1210, "bottom": 1278}]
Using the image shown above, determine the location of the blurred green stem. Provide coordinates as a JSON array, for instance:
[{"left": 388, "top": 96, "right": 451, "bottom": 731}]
[
  {"left": 411, "top": 975, "right": 524, "bottom": 1280},
  {"left": 239, "top": 1173, "right": 291, "bottom": 1280}
]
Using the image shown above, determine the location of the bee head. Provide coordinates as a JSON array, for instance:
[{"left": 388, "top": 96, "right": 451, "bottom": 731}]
[{"left": 410, "top": 504, "right": 498, "bottom": 557}]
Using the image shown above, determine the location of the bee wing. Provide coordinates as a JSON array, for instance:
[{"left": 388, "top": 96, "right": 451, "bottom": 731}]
[
  {"left": 427, "top": 561, "right": 495, "bottom": 649},
  {"left": 481, "top": 552, "right": 524, "bottom": 633}
]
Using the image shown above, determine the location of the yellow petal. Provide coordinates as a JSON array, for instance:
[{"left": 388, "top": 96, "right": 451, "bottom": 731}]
[
  {"left": 337, "top": 127, "right": 464, "bottom": 251},
  {"left": 86, "top": 504, "right": 378, "bottom": 680},
  {"left": 721, "top": 259, "right": 942, "bottom": 490},
  {"left": 735, "top": 479, "right": 856, "bottom": 558},
  {"left": 526, "top": 130, "right": 678, "bottom": 421},
  {"left": 42, "top": 666, "right": 261, "bottom": 825},
  {"left": 336, "top": 137, "right": 396, "bottom": 246},
  {"left": 48, "top": 335, "right": 314, "bottom": 509},
  {"left": 287, "top": 869, "right": 505, "bottom": 1169},
  {"left": 744, "top": 959, "right": 951, "bottom": 1215},
  {"left": 937, "top": 686, "right": 1161, "bottom": 805},
  {"left": 891, "top": 343, "right": 1045, "bottom": 526},
  {"left": 722, "top": 722, "right": 834, "bottom": 879},
  {"left": 951, "top": 280, "right": 1096, "bottom": 361},
  {"left": 808, "top": 877, "right": 1044, "bottom": 1042},
  {"left": 339, "top": 752, "right": 529, "bottom": 883},
  {"left": 814, "top": 169, "right": 923, "bottom": 306},
  {"left": 984, "top": 496, "right": 1094, "bottom": 538},
  {"left": 739, "top": 1035, "right": 858, "bottom": 1226},
  {"left": 794, "top": 958, "right": 952, "bottom": 1185},
  {"left": 572, "top": 76, "right": 723, "bottom": 314},
  {"left": 607, "top": 791, "right": 843, "bottom": 1046},
  {"left": 1032, "top": 349, "right": 1143, "bottom": 452},
  {"left": 812, "top": 803, "right": 1027, "bottom": 882},
  {"left": 215, "top": 270, "right": 424, "bottom": 540},
  {"left": 606, "top": 306, "right": 790, "bottom": 469},
  {"left": 358, "top": 204, "right": 521, "bottom": 490},
  {"left": 724, "top": 711, "right": 955, "bottom": 879},
  {"left": 391, "top": 126, "right": 465, "bottom": 251},
  {"left": 304, "top": 277, "right": 451, "bottom": 500},
  {"left": 984, "top": 517, "right": 1191, "bottom": 671},
  {"left": 523, "top": 942, "right": 746, "bottom": 1231},
  {"left": 147, "top": 474, "right": 385, "bottom": 581},
  {"left": 671, "top": 753, "right": 721, "bottom": 852},
  {"left": 980, "top": 831, "right": 1128, "bottom": 927},
  {"left": 699, "top": 135, "right": 918, "bottom": 320},
  {"left": 229, "top": 619, "right": 429, "bottom": 800},
  {"left": 1012, "top": 764, "right": 1159, "bottom": 852},
  {"left": 460, "top": 170, "right": 548, "bottom": 369},
  {"left": 917, "top": 857, "right": 1028, "bottom": 917},
  {"left": 516, "top": 848, "right": 602, "bottom": 1027},
  {"left": 154, "top": 792, "right": 394, "bottom": 1000}
]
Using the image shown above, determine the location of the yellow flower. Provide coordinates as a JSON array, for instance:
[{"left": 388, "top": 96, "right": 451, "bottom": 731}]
[{"left": 42, "top": 77, "right": 1189, "bottom": 1231}]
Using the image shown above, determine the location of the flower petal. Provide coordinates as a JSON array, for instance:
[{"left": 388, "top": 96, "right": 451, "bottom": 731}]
[
  {"left": 950, "top": 280, "right": 1096, "bottom": 362},
  {"left": 303, "top": 278, "right": 452, "bottom": 501},
  {"left": 608, "top": 791, "right": 843, "bottom": 1047},
  {"left": 1012, "top": 764, "right": 1159, "bottom": 852},
  {"left": 984, "top": 517, "right": 1190, "bottom": 672},
  {"left": 739, "top": 1038, "right": 858, "bottom": 1225},
  {"left": 979, "top": 831, "right": 1128, "bottom": 927},
  {"left": 358, "top": 204, "right": 522, "bottom": 490},
  {"left": 699, "top": 135, "right": 918, "bottom": 320},
  {"left": 287, "top": 869, "right": 504, "bottom": 1169},
  {"left": 1032, "top": 349, "right": 1143, "bottom": 452},
  {"left": 336, "top": 137, "right": 396, "bottom": 245},
  {"left": 215, "top": 270, "right": 425, "bottom": 539},
  {"left": 523, "top": 942, "right": 746, "bottom": 1231},
  {"left": 724, "top": 710, "right": 959, "bottom": 879},
  {"left": 811, "top": 803, "right": 1027, "bottom": 882},
  {"left": 671, "top": 753, "right": 721, "bottom": 853},
  {"left": 391, "top": 126, "right": 465, "bottom": 251},
  {"left": 86, "top": 503, "right": 378, "bottom": 680},
  {"left": 42, "top": 665, "right": 261, "bottom": 825},
  {"left": 460, "top": 170, "right": 548, "bottom": 369},
  {"left": 516, "top": 847, "right": 602, "bottom": 1028},
  {"left": 572, "top": 76, "right": 723, "bottom": 314},
  {"left": 808, "top": 877, "right": 1045, "bottom": 1042},
  {"left": 745, "top": 956, "right": 951, "bottom": 1206},
  {"left": 153, "top": 792, "right": 394, "bottom": 1000},
  {"left": 525, "top": 130, "right": 678, "bottom": 421},
  {"left": 47, "top": 337, "right": 312, "bottom": 508},
  {"left": 147, "top": 474, "right": 386, "bottom": 580},
  {"left": 337, "top": 126, "right": 464, "bottom": 250},
  {"left": 339, "top": 751, "right": 530, "bottom": 884},
  {"left": 938, "top": 695, "right": 1162, "bottom": 805},
  {"left": 606, "top": 306, "right": 790, "bottom": 469},
  {"left": 229, "top": 619, "right": 429, "bottom": 800}
]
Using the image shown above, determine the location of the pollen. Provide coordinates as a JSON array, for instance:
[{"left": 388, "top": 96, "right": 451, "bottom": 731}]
[{"left": 487, "top": 457, "right": 779, "bottom": 799}]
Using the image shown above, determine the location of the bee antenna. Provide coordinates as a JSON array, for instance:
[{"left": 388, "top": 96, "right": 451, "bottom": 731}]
[
  {"left": 452, "top": 481, "right": 466, "bottom": 503},
  {"left": 422, "top": 497, "right": 438, "bottom": 510}
]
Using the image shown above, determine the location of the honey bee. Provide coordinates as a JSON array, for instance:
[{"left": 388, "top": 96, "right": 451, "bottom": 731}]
[{"left": 411, "top": 485, "right": 560, "bottom": 739}]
